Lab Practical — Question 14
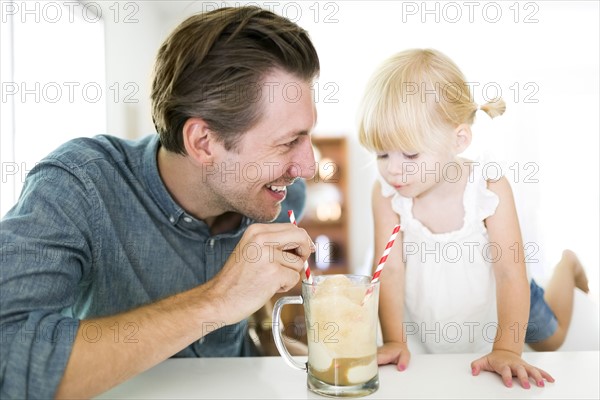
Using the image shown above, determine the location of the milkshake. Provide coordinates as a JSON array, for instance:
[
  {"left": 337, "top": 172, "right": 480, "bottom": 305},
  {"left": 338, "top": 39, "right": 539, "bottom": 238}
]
[{"left": 304, "top": 275, "right": 379, "bottom": 394}]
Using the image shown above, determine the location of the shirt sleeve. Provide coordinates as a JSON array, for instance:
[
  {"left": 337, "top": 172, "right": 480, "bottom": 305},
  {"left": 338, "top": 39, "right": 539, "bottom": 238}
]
[{"left": 0, "top": 160, "right": 97, "bottom": 398}]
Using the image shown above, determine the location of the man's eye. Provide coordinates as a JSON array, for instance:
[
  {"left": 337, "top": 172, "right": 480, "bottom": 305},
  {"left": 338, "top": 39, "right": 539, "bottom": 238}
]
[
  {"left": 403, "top": 153, "right": 419, "bottom": 160},
  {"left": 376, "top": 153, "right": 388, "bottom": 159},
  {"left": 285, "top": 138, "right": 300, "bottom": 147}
]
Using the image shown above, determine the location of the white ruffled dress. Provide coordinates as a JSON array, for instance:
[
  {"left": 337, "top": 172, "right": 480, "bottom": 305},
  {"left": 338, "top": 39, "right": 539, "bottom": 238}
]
[{"left": 380, "top": 167, "right": 501, "bottom": 353}]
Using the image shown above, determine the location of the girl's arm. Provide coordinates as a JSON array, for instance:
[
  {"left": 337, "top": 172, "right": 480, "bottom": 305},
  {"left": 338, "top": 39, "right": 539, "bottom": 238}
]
[
  {"left": 486, "top": 176, "right": 529, "bottom": 355},
  {"left": 471, "top": 176, "right": 553, "bottom": 388},
  {"left": 371, "top": 181, "right": 411, "bottom": 371}
]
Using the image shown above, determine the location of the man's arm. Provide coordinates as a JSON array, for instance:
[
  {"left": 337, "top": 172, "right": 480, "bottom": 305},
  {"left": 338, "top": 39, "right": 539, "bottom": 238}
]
[
  {"left": 1, "top": 162, "right": 96, "bottom": 399},
  {"left": 56, "top": 286, "right": 218, "bottom": 398},
  {"left": 0, "top": 162, "right": 311, "bottom": 399},
  {"left": 57, "top": 222, "right": 310, "bottom": 398}
]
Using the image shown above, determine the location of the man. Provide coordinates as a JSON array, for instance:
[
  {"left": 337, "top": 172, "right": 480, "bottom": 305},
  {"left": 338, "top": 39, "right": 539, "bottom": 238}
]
[{"left": 0, "top": 6, "right": 319, "bottom": 398}]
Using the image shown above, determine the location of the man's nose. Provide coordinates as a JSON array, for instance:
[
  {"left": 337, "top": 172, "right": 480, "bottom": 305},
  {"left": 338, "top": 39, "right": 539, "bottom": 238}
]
[{"left": 287, "top": 138, "right": 316, "bottom": 180}]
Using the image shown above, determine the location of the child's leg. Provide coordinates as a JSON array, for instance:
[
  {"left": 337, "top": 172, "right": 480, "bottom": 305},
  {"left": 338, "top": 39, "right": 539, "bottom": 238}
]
[{"left": 528, "top": 249, "right": 589, "bottom": 351}]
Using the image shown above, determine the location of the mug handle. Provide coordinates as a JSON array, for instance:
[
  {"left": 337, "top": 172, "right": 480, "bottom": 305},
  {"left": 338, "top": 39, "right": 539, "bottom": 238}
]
[{"left": 272, "top": 295, "right": 307, "bottom": 371}]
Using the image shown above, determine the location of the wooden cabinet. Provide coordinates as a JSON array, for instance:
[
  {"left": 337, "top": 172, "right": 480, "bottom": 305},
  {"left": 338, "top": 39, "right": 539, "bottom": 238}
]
[{"left": 301, "top": 136, "right": 350, "bottom": 274}]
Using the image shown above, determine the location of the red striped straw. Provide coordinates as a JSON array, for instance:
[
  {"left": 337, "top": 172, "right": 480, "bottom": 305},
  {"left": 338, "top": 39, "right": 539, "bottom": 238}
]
[
  {"left": 371, "top": 224, "right": 401, "bottom": 283},
  {"left": 363, "top": 224, "right": 400, "bottom": 304},
  {"left": 288, "top": 210, "right": 313, "bottom": 284}
]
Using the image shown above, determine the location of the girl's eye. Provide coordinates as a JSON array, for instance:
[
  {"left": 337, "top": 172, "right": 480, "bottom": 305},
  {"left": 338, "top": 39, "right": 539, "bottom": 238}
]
[
  {"left": 403, "top": 153, "right": 419, "bottom": 160},
  {"left": 376, "top": 153, "right": 388, "bottom": 159}
]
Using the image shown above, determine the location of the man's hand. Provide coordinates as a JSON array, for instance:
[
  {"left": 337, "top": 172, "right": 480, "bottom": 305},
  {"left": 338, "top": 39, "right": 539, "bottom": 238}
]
[
  {"left": 206, "top": 223, "right": 314, "bottom": 325},
  {"left": 55, "top": 222, "right": 314, "bottom": 398}
]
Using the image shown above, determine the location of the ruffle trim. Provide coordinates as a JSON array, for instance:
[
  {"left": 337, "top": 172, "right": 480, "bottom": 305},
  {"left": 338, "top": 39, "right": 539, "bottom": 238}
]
[{"left": 378, "top": 162, "right": 500, "bottom": 240}]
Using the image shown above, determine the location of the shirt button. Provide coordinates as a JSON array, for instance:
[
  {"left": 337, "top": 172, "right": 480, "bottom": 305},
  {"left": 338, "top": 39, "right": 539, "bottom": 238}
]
[
  {"left": 199, "top": 337, "right": 205, "bottom": 344},
  {"left": 183, "top": 216, "right": 192, "bottom": 223},
  {"left": 169, "top": 216, "right": 175, "bottom": 223}
]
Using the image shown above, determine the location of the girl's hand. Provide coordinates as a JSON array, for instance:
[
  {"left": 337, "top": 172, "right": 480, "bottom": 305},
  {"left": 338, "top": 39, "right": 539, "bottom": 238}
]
[
  {"left": 377, "top": 342, "right": 411, "bottom": 372},
  {"left": 471, "top": 349, "right": 555, "bottom": 388}
]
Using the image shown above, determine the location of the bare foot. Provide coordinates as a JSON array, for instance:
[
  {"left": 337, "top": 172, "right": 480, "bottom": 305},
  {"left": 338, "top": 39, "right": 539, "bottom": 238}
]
[{"left": 563, "top": 250, "right": 589, "bottom": 293}]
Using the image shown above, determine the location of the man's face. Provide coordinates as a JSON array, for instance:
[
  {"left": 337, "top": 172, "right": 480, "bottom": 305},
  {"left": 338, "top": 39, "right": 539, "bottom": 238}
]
[{"left": 207, "top": 69, "right": 317, "bottom": 222}]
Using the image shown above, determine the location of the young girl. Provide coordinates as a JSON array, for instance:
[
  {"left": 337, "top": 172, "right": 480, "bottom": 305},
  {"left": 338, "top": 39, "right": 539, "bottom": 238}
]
[{"left": 358, "top": 49, "right": 589, "bottom": 389}]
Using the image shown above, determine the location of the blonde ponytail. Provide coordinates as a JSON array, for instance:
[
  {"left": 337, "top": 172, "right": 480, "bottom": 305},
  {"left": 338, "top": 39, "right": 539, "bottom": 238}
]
[
  {"left": 359, "top": 49, "right": 508, "bottom": 154},
  {"left": 479, "top": 98, "right": 506, "bottom": 119}
]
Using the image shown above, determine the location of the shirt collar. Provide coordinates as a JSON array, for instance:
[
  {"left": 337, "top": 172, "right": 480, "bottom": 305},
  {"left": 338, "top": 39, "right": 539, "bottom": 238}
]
[
  {"left": 142, "top": 135, "right": 185, "bottom": 225},
  {"left": 142, "top": 135, "right": 254, "bottom": 233}
]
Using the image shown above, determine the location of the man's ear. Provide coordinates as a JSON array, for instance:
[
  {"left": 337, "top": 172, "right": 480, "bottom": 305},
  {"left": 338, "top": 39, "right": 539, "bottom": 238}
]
[
  {"left": 454, "top": 124, "right": 472, "bottom": 153},
  {"left": 182, "top": 117, "right": 214, "bottom": 164}
]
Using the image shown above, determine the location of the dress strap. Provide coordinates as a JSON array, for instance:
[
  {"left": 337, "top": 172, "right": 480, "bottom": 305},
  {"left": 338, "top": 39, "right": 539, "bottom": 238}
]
[{"left": 464, "top": 165, "right": 500, "bottom": 223}]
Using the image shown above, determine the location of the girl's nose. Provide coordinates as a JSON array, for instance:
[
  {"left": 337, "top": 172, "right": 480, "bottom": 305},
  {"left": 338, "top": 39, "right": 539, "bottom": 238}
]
[{"left": 386, "top": 154, "right": 404, "bottom": 176}]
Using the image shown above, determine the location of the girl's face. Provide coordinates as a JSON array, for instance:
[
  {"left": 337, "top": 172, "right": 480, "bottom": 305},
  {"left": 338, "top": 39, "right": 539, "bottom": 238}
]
[{"left": 376, "top": 149, "right": 457, "bottom": 199}]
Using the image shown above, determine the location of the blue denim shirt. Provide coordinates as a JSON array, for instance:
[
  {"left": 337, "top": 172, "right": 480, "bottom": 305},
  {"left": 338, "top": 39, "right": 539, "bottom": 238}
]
[{"left": 0, "top": 134, "right": 306, "bottom": 399}]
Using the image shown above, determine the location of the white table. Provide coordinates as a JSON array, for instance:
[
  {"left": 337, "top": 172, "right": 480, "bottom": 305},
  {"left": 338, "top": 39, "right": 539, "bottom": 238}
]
[{"left": 98, "top": 351, "right": 599, "bottom": 399}]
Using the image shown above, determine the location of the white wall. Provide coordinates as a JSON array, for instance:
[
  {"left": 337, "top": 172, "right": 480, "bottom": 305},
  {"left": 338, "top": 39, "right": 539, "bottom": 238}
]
[
  {"left": 94, "top": 1, "right": 168, "bottom": 138},
  {"left": 1, "top": 0, "right": 105, "bottom": 215},
  {"left": 4, "top": 1, "right": 597, "bottom": 303},
  {"left": 164, "top": 1, "right": 600, "bottom": 302},
  {"left": 310, "top": 1, "right": 600, "bottom": 302}
]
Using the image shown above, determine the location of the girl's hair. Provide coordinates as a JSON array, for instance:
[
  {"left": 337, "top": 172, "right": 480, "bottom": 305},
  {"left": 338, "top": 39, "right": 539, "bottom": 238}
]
[{"left": 358, "top": 49, "right": 505, "bottom": 154}]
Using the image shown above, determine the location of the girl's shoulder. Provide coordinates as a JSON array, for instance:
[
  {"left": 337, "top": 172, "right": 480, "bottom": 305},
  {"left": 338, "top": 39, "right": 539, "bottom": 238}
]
[
  {"left": 463, "top": 158, "right": 504, "bottom": 222},
  {"left": 465, "top": 157, "right": 511, "bottom": 197},
  {"left": 371, "top": 179, "right": 402, "bottom": 225},
  {"left": 485, "top": 175, "right": 514, "bottom": 204}
]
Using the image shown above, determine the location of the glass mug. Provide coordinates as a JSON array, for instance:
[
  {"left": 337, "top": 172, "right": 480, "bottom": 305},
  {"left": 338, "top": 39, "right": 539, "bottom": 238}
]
[{"left": 272, "top": 274, "right": 380, "bottom": 397}]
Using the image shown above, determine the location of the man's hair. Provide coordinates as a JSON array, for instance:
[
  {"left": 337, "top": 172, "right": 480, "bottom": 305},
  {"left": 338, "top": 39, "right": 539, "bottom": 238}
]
[{"left": 151, "top": 6, "right": 320, "bottom": 154}]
